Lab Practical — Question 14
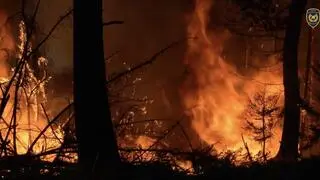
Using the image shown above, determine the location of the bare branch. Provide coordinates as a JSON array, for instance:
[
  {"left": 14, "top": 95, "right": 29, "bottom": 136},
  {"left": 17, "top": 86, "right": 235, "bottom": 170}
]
[
  {"left": 31, "top": 9, "right": 73, "bottom": 55},
  {"left": 107, "top": 38, "right": 193, "bottom": 84},
  {"left": 103, "top": 21, "right": 124, "bottom": 26},
  {"left": 27, "top": 103, "right": 73, "bottom": 154}
]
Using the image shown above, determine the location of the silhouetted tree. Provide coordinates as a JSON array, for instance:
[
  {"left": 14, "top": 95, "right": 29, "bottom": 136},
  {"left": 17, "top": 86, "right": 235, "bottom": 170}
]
[
  {"left": 73, "top": 0, "right": 120, "bottom": 178},
  {"left": 276, "top": 0, "right": 307, "bottom": 161},
  {"left": 243, "top": 88, "right": 281, "bottom": 161}
]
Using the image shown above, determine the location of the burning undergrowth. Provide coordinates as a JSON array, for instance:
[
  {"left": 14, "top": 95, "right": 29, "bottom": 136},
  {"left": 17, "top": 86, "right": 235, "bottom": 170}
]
[{"left": 0, "top": 17, "right": 76, "bottom": 169}]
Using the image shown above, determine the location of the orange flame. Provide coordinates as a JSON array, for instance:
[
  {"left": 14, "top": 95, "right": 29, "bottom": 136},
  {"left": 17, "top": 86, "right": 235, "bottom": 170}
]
[
  {"left": 0, "top": 18, "right": 65, "bottom": 161},
  {"left": 181, "top": 0, "right": 283, "bottom": 158}
]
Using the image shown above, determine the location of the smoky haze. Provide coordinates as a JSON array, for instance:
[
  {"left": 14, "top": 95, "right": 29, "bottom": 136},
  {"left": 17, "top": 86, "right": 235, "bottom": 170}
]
[
  {"left": 0, "top": 0, "right": 195, "bottom": 119},
  {"left": 103, "top": 0, "right": 194, "bottom": 119},
  {"left": 1, "top": 0, "right": 319, "bottom": 118}
]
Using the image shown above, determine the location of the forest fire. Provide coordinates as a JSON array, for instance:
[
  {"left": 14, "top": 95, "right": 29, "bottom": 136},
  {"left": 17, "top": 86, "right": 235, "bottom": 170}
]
[
  {"left": 0, "top": 0, "right": 318, "bottom": 178},
  {"left": 0, "top": 20, "right": 65, "bottom": 161},
  {"left": 0, "top": 0, "right": 285, "bottom": 168},
  {"left": 181, "top": 0, "right": 284, "bottom": 159}
]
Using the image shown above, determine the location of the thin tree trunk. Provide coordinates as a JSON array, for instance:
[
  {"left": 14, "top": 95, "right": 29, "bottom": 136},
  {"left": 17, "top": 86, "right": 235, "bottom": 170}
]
[
  {"left": 73, "top": 0, "right": 120, "bottom": 178},
  {"left": 276, "top": 0, "right": 307, "bottom": 161},
  {"left": 262, "top": 96, "right": 266, "bottom": 162}
]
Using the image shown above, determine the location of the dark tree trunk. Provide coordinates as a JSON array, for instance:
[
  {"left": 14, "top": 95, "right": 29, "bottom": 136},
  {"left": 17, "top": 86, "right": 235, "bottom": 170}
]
[
  {"left": 73, "top": 0, "right": 120, "bottom": 178},
  {"left": 276, "top": 0, "right": 307, "bottom": 161}
]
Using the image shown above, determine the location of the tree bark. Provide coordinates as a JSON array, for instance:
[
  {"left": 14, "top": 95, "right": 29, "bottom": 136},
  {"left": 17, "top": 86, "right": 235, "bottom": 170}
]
[
  {"left": 73, "top": 0, "right": 120, "bottom": 178},
  {"left": 276, "top": 0, "right": 307, "bottom": 161}
]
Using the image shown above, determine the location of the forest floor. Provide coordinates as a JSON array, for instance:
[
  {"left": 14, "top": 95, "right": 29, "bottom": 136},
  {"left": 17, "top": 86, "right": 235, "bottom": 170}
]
[{"left": 1, "top": 154, "right": 319, "bottom": 180}]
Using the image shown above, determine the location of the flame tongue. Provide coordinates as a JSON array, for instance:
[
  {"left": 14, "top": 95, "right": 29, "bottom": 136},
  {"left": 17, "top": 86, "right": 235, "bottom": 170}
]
[{"left": 182, "top": 0, "right": 283, "bottom": 157}]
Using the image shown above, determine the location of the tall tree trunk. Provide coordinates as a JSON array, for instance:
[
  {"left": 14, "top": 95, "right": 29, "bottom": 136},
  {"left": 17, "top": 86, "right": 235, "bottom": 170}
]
[
  {"left": 73, "top": 0, "right": 120, "bottom": 178},
  {"left": 276, "top": 0, "right": 307, "bottom": 161}
]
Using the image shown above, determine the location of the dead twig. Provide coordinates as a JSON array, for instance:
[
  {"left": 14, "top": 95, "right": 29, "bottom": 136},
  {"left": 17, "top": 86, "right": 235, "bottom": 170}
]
[
  {"left": 103, "top": 21, "right": 124, "bottom": 26},
  {"left": 27, "top": 103, "right": 73, "bottom": 154},
  {"left": 107, "top": 38, "right": 193, "bottom": 84}
]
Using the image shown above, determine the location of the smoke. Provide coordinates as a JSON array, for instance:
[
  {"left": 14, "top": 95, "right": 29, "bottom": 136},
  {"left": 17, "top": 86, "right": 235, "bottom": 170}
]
[{"left": 0, "top": 0, "right": 196, "bottom": 121}]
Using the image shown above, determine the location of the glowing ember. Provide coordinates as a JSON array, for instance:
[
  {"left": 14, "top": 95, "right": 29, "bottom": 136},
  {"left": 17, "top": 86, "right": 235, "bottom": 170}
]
[
  {"left": 181, "top": 0, "right": 283, "bottom": 158},
  {"left": 135, "top": 136, "right": 156, "bottom": 149}
]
